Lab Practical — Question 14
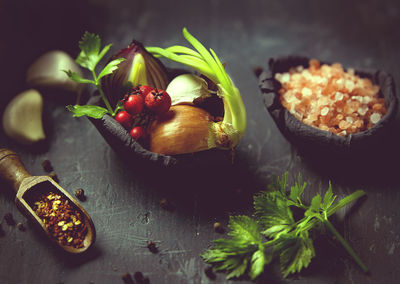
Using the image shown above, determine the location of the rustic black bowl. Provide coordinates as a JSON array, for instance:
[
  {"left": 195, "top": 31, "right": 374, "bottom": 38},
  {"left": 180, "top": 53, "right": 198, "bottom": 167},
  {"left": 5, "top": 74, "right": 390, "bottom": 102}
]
[
  {"left": 258, "top": 55, "right": 398, "bottom": 156},
  {"left": 88, "top": 113, "right": 232, "bottom": 170},
  {"left": 87, "top": 69, "right": 232, "bottom": 171}
]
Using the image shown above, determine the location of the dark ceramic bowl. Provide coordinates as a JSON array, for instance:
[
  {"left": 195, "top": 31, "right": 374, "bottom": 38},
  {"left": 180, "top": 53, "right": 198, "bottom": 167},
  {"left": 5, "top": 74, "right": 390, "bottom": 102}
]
[
  {"left": 258, "top": 55, "right": 398, "bottom": 156},
  {"left": 87, "top": 69, "right": 232, "bottom": 170}
]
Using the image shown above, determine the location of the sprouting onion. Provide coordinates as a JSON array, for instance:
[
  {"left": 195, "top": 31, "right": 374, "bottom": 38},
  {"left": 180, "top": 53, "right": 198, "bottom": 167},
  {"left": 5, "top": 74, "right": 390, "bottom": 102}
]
[{"left": 146, "top": 28, "right": 247, "bottom": 150}]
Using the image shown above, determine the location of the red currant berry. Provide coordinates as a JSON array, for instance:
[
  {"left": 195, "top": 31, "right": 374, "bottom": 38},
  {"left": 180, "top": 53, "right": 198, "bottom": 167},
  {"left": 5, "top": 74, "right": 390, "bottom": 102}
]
[
  {"left": 130, "top": 126, "right": 145, "bottom": 140},
  {"left": 115, "top": 111, "right": 133, "bottom": 129},
  {"left": 139, "top": 85, "right": 154, "bottom": 99},
  {"left": 124, "top": 95, "right": 144, "bottom": 115},
  {"left": 145, "top": 89, "right": 171, "bottom": 115}
]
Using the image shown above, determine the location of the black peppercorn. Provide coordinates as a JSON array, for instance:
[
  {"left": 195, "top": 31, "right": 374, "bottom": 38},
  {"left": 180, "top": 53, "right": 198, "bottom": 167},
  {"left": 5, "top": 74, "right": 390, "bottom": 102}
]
[
  {"left": 146, "top": 241, "right": 158, "bottom": 253},
  {"left": 213, "top": 222, "right": 224, "bottom": 234},
  {"left": 48, "top": 171, "right": 59, "bottom": 182},
  {"left": 75, "top": 188, "right": 86, "bottom": 201},
  {"left": 41, "top": 159, "right": 53, "bottom": 172},
  {"left": 204, "top": 266, "right": 216, "bottom": 280},
  {"left": 17, "top": 222, "right": 25, "bottom": 231},
  {"left": 122, "top": 272, "right": 134, "bottom": 284},
  {"left": 4, "top": 213, "right": 15, "bottom": 226}
]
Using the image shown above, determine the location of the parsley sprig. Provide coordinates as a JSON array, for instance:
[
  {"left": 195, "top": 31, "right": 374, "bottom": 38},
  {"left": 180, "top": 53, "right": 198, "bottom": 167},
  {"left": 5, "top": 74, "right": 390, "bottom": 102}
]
[
  {"left": 201, "top": 172, "right": 367, "bottom": 280},
  {"left": 65, "top": 32, "right": 125, "bottom": 118}
]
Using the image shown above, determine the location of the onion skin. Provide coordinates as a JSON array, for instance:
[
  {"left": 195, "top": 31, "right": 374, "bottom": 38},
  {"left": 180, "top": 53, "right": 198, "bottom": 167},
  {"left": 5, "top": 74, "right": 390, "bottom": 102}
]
[{"left": 148, "top": 105, "right": 214, "bottom": 155}]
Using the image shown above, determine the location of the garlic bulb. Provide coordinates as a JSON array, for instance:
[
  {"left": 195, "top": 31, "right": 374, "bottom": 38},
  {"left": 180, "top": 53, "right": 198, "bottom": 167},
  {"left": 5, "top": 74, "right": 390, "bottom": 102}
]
[
  {"left": 166, "top": 74, "right": 212, "bottom": 106},
  {"left": 2, "top": 89, "right": 45, "bottom": 145},
  {"left": 26, "top": 50, "right": 82, "bottom": 92}
]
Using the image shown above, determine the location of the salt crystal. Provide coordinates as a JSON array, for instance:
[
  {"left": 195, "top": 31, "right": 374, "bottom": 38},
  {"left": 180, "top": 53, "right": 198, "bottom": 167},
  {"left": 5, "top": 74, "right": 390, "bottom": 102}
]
[
  {"left": 301, "top": 87, "right": 312, "bottom": 97},
  {"left": 346, "top": 116, "right": 354, "bottom": 124},
  {"left": 320, "top": 107, "right": 330, "bottom": 116},
  {"left": 363, "top": 96, "right": 371, "bottom": 104},
  {"left": 281, "top": 73, "right": 290, "bottom": 83},
  {"left": 275, "top": 73, "right": 282, "bottom": 82},
  {"left": 357, "top": 107, "right": 368, "bottom": 116},
  {"left": 296, "top": 65, "right": 304, "bottom": 72},
  {"left": 370, "top": 113, "right": 381, "bottom": 124},
  {"left": 335, "top": 92, "right": 343, "bottom": 101},
  {"left": 336, "top": 78, "right": 343, "bottom": 85},
  {"left": 345, "top": 80, "right": 355, "bottom": 92}
]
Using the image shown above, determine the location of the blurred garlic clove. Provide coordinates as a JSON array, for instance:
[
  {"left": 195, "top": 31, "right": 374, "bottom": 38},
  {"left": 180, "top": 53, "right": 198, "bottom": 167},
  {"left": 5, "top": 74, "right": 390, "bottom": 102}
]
[
  {"left": 26, "top": 50, "right": 83, "bottom": 92},
  {"left": 2, "top": 89, "right": 46, "bottom": 145},
  {"left": 166, "top": 74, "right": 212, "bottom": 106}
]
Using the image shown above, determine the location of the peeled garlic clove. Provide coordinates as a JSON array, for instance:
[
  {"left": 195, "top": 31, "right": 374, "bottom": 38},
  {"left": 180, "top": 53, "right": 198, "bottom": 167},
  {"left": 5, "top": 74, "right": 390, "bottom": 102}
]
[
  {"left": 26, "top": 50, "right": 82, "bottom": 92},
  {"left": 2, "top": 89, "right": 46, "bottom": 145},
  {"left": 166, "top": 74, "right": 212, "bottom": 106}
]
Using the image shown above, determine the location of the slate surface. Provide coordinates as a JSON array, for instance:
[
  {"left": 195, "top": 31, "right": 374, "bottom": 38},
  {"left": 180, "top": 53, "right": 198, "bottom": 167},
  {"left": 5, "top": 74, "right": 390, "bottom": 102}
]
[{"left": 1, "top": 1, "right": 400, "bottom": 283}]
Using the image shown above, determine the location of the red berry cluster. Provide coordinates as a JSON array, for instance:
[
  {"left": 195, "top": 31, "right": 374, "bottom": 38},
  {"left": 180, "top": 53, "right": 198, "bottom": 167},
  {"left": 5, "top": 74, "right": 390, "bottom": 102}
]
[{"left": 115, "top": 85, "right": 171, "bottom": 140}]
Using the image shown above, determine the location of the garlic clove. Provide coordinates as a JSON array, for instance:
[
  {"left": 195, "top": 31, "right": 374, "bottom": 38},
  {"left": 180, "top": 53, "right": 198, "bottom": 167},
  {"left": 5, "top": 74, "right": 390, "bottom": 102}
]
[
  {"left": 2, "top": 89, "right": 46, "bottom": 145},
  {"left": 166, "top": 74, "right": 212, "bottom": 106},
  {"left": 26, "top": 50, "right": 82, "bottom": 92}
]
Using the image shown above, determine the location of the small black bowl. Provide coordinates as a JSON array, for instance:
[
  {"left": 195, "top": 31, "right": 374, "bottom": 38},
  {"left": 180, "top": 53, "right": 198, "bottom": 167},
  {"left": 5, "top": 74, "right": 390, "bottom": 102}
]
[
  {"left": 86, "top": 68, "right": 232, "bottom": 171},
  {"left": 258, "top": 55, "right": 398, "bottom": 157}
]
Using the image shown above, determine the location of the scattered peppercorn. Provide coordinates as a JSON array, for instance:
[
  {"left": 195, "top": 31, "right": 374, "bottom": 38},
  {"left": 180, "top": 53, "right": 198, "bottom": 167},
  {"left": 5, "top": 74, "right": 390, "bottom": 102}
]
[
  {"left": 41, "top": 159, "right": 53, "bottom": 172},
  {"left": 32, "top": 192, "right": 87, "bottom": 248},
  {"left": 204, "top": 266, "right": 216, "bottom": 280},
  {"left": 17, "top": 222, "right": 25, "bottom": 231},
  {"left": 48, "top": 171, "right": 59, "bottom": 182},
  {"left": 122, "top": 272, "right": 134, "bottom": 284},
  {"left": 159, "top": 198, "right": 174, "bottom": 211},
  {"left": 146, "top": 241, "right": 158, "bottom": 253},
  {"left": 75, "top": 188, "right": 86, "bottom": 201},
  {"left": 213, "top": 222, "right": 224, "bottom": 234},
  {"left": 4, "top": 213, "right": 15, "bottom": 226},
  {"left": 253, "top": 66, "right": 263, "bottom": 78},
  {"left": 134, "top": 271, "right": 150, "bottom": 283}
]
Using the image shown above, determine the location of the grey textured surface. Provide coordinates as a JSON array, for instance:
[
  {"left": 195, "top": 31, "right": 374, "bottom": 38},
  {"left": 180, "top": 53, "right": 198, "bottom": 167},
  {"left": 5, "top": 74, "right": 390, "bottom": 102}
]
[{"left": 1, "top": 0, "right": 400, "bottom": 283}]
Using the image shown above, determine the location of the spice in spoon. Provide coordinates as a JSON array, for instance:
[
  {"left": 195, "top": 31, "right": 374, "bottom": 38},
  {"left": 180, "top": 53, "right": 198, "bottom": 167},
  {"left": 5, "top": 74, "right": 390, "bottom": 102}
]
[{"left": 32, "top": 192, "right": 87, "bottom": 248}]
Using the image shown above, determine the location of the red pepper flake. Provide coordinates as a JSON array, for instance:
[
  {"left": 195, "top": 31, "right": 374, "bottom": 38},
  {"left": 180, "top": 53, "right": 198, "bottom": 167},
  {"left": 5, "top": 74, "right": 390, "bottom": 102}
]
[{"left": 32, "top": 192, "right": 87, "bottom": 248}]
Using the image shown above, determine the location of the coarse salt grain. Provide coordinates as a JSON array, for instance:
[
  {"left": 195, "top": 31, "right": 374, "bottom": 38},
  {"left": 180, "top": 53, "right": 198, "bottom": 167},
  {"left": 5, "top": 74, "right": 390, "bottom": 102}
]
[
  {"left": 281, "top": 73, "right": 290, "bottom": 83},
  {"left": 302, "top": 87, "right": 312, "bottom": 97},
  {"left": 278, "top": 59, "right": 386, "bottom": 136},
  {"left": 320, "top": 107, "right": 329, "bottom": 116},
  {"left": 370, "top": 113, "right": 381, "bottom": 124}
]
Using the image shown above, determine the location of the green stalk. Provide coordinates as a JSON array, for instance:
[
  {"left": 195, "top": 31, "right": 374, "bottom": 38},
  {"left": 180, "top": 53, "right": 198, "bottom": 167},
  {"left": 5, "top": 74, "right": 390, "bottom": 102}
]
[
  {"left": 146, "top": 27, "right": 247, "bottom": 147},
  {"left": 324, "top": 219, "right": 368, "bottom": 273}
]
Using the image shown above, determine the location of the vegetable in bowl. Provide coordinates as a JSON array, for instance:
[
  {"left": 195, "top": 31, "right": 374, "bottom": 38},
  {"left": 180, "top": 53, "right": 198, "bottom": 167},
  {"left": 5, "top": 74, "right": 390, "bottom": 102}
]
[{"left": 64, "top": 28, "right": 247, "bottom": 168}]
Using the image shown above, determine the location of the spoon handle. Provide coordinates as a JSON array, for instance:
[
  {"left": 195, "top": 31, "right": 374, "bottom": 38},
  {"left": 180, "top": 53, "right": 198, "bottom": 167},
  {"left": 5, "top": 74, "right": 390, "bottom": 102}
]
[{"left": 0, "top": 149, "right": 32, "bottom": 193}]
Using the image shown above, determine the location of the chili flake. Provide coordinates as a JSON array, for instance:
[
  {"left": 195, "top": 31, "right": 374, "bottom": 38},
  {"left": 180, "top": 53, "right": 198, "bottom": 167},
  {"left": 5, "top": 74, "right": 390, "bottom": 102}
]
[{"left": 32, "top": 192, "right": 87, "bottom": 248}]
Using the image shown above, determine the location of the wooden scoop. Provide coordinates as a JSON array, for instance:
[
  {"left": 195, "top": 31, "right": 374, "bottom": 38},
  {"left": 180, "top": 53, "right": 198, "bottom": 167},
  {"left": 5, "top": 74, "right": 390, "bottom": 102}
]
[{"left": 0, "top": 148, "right": 96, "bottom": 254}]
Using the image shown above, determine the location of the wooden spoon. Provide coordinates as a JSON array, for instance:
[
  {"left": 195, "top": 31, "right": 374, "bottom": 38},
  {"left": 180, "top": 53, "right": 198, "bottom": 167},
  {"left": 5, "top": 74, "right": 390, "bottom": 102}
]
[{"left": 0, "top": 148, "right": 96, "bottom": 253}]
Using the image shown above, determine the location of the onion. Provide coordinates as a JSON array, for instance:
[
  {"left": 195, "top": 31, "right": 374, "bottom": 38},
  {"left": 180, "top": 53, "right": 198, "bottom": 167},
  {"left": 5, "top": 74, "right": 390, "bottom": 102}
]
[
  {"left": 146, "top": 28, "right": 247, "bottom": 155},
  {"left": 148, "top": 105, "right": 214, "bottom": 155}
]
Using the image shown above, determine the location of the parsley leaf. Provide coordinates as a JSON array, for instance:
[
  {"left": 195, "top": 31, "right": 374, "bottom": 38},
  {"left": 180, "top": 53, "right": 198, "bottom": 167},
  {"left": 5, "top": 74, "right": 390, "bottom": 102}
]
[
  {"left": 254, "top": 191, "right": 295, "bottom": 239},
  {"left": 65, "top": 32, "right": 125, "bottom": 117},
  {"left": 201, "top": 216, "right": 271, "bottom": 280},
  {"left": 202, "top": 172, "right": 367, "bottom": 280},
  {"left": 275, "top": 232, "right": 315, "bottom": 278},
  {"left": 66, "top": 105, "right": 109, "bottom": 119}
]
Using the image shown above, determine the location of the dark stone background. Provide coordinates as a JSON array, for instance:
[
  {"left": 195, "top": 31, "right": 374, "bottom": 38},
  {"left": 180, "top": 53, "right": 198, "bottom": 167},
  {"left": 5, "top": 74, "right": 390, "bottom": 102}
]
[{"left": 0, "top": 0, "right": 399, "bottom": 283}]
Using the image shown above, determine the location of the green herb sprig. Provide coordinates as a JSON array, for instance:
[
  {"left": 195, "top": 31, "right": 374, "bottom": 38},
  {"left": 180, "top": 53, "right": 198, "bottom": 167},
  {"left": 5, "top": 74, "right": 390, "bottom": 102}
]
[
  {"left": 65, "top": 32, "right": 125, "bottom": 118},
  {"left": 201, "top": 172, "right": 367, "bottom": 280}
]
